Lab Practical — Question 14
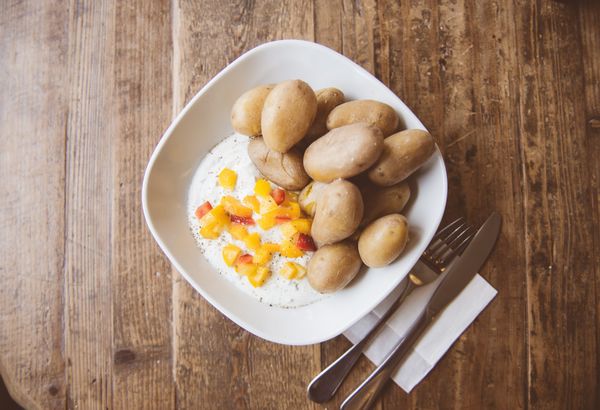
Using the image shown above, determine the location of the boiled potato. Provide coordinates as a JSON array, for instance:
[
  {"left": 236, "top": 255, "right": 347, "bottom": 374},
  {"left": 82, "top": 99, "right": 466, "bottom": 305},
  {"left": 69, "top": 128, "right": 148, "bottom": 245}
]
[
  {"left": 358, "top": 214, "right": 409, "bottom": 267},
  {"left": 248, "top": 137, "right": 310, "bottom": 191},
  {"left": 368, "top": 129, "right": 435, "bottom": 186},
  {"left": 261, "top": 80, "right": 317, "bottom": 153},
  {"left": 307, "top": 241, "right": 362, "bottom": 293},
  {"left": 303, "top": 87, "right": 345, "bottom": 146},
  {"left": 311, "top": 179, "right": 363, "bottom": 246},
  {"left": 230, "top": 84, "right": 275, "bottom": 136},
  {"left": 298, "top": 181, "right": 328, "bottom": 217},
  {"left": 303, "top": 123, "right": 384, "bottom": 182},
  {"left": 361, "top": 181, "right": 410, "bottom": 226},
  {"left": 327, "top": 100, "right": 399, "bottom": 136}
]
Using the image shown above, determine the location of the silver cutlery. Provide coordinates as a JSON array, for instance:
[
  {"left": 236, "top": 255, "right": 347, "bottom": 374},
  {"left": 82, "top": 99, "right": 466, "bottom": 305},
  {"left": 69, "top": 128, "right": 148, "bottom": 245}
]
[
  {"left": 340, "top": 212, "right": 501, "bottom": 410},
  {"left": 307, "top": 218, "right": 475, "bottom": 403}
]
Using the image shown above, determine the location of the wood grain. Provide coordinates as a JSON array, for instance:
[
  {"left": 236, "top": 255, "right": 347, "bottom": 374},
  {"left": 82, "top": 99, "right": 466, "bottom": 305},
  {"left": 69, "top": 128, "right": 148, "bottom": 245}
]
[
  {"left": 1, "top": 0, "right": 599, "bottom": 409},
  {"left": 0, "top": 2, "right": 68, "bottom": 409},
  {"left": 111, "top": 1, "right": 174, "bottom": 409},
  {"left": 63, "top": 1, "right": 116, "bottom": 407}
]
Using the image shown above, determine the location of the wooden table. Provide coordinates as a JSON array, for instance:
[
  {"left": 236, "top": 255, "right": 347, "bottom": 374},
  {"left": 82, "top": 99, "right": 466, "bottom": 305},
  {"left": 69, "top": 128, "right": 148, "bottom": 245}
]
[{"left": 1, "top": 1, "right": 599, "bottom": 409}]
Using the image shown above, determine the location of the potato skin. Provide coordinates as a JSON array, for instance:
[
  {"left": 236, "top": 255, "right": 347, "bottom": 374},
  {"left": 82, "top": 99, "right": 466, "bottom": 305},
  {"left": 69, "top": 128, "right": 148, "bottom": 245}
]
[
  {"left": 298, "top": 181, "right": 327, "bottom": 217},
  {"left": 248, "top": 137, "right": 310, "bottom": 191},
  {"left": 358, "top": 214, "right": 409, "bottom": 267},
  {"left": 303, "top": 88, "right": 345, "bottom": 146},
  {"left": 307, "top": 241, "right": 362, "bottom": 293},
  {"left": 303, "top": 123, "right": 384, "bottom": 182},
  {"left": 230, "top": 84, "right": 275, "bottom": 136},
  {"left": 311, "top": 179, "right": 364, "bottom": 246},
  {"left": 368, "top": 129, "right": 435, "bottom": 186},
  {"left": 327, "top": 100, "right": 400, "bottom": 136},
  {"left": 261, "top": 80, "right": 317, "bottom": 153},
  {"left": 361, "top": 181, "right": 410, "bottom": 226}
]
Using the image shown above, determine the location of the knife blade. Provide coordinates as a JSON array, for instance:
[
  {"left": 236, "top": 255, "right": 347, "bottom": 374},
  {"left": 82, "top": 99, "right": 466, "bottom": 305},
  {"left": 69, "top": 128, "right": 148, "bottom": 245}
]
[
  {"left": 340, "top": 212, "right": 502, "bottom": 410},
  {"left": 425, "top": 211, "right": 501, "bottom": 316}
]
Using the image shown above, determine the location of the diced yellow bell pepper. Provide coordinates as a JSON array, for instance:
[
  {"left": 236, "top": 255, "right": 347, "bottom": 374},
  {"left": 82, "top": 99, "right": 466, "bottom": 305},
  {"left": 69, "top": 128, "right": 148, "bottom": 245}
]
[
  {"left": 199, "top": 225, "right": 220, "bottom": 239},
  {"left": 293, "top": 263, "right": 307, "bottom": 279},
  {"left": 220, "top": 195, "right": 253, "bottom": 218},
  {"left": 280, "top": 221, "right": 298, "bottom": 239},
  {"left": 263, "top": 242, "right": 280, "bottom": 253},
  {"left": 253, "top": 242, "right": 280, "bottom": 265},
  {"left": 226, "top": 223, "right": 248, "bottom": 241},
  {"left": 257, "top": 195, "right": 278, "bottom": 214},
  {"left": 222, "top": 244, "right": 242, "bottom": 267},
  {"left": 254, "top": 178, "right": 272, "bottom": 197},
  {"left": 280, "top": 239, "right": 304, "bottom": 258},
  {"left": 279, "top": 262, "right": 296, "bottom": 279},
  {"left": 257, "top": 214, "right": 277, "bottom": 230},
  {"left": 277, "top": 201, "right": 302, "bottom": 219},
  {"left": 235, "top": 262, "right": 258, "bottom": 277},
  {"left": 243, "top": 232, "right": 261, "bottom": 251},
  {"left": 279, "top": 262, "right": 307, "bottom": 280},
  {"left": 291, "top": 218, "right": 312, "bottom": 234},
  {"left": 243, "top": 195, "right": 261, "bottom": 213},
  {"left": 247, "top": 266, "right": 270, "bottom": 287},
  {"left": 218, "top": 168, "right": 237, "bottom": 190},
  {"left": 199, "top": 205, "right": 229, "bottom": 239},
  {"left": 285, "top": 191, "right": 299, "bottom": 203}
]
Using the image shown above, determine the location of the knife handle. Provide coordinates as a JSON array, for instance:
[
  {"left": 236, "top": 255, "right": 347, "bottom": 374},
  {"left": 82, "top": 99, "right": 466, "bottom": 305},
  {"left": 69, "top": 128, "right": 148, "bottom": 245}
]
[{"left": 340, "top": 312, "right": 430, "bottom": 410}]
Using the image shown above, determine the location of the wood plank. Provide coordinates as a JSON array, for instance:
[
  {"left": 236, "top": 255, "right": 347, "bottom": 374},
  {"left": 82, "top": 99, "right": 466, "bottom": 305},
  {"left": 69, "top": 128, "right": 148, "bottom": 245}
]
[
  {"left": 414, "top": 0, "right": 529, "bottom": 408},
  {"left": 516, "top": 1, "right": 598, "bottom": 408},
  {"left": 172, "top": 1, "right": 319, "bottom": 409},
  {"left": 578, "top": 1, "right": 600, "bottom": 404},
  {"left": 110, "top": 1, "right": 175, "bottom": 409},
  {"left": 63, "top": 1, "right": 116, "bottom": 408},
  {"left": 0, "top": 1, "right": 68, "bottom": 409}
]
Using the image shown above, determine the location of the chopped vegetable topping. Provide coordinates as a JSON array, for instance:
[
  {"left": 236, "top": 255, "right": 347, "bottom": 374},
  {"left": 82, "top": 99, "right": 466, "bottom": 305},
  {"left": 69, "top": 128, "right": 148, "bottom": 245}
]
[
  {"left": 296, "top": 233, "right": 317, "bottom": 252},
  {"left": 218, "top": 168, "right": 237, "bottom": 190},
  {"left": 230, "top": 215, "right": 255, "bottom": 225},
  {"left": 195, "top": 201, "right": 213, "bottom": 219},
  {"left": 222, "top": 244, "right": 242, "bottom": 266},
  {"left": 270, "top": 188, "right": 286, "bottom": 205}
]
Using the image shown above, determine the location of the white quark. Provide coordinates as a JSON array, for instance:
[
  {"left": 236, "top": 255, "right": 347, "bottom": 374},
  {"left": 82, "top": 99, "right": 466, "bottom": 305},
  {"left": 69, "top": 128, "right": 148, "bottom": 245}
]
[{"left": 187, "top": 133, "right": 326, "bottom": 308}]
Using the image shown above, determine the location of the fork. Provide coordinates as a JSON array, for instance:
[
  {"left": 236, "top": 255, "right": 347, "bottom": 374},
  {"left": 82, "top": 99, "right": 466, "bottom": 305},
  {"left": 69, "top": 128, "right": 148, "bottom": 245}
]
[{"left": 307, "top": 218, "right": 475, "bottom": 403}]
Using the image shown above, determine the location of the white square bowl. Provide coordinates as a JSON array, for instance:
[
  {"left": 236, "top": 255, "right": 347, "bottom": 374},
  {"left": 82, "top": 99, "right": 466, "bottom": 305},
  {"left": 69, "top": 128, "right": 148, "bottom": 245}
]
[{"left": 142, "top": 40, "right": 447, "bottom": 345}]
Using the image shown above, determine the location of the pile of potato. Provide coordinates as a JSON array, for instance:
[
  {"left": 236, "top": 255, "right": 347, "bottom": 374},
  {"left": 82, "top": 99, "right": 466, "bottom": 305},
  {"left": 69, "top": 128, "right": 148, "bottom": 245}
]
[{"left": 230, "top": 80, "right": 435, "bottom": 294}]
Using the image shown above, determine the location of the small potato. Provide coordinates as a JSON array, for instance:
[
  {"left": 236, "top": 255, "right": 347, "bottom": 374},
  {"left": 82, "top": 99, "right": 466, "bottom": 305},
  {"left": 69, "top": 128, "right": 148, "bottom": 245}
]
[
  {"left": 358, "top": 214, "right": 409, "bottom": 268},
  {"left": 303, "top": 123, "right": 384, "bottom": 182},
  {"left": 311, "top": 179, "right": 363, "bottom": 246},
  {"left": 307, "top": 241, "right": 362, "bottom": 293},
  {"left": 230, "top": 84, "right": 275, "bottom": 136},
  {"left": 261, "top": 80, "right": 317, "bottom": 153},
  {"left": 361, "top": 181, "right": 410, "bottom": 226},
  {"left": 303, "top": 88, "right": 345, "bottom": 146},
  {"left": 368, "top": 129, "right": 435, "bottom": 186},
  {"left": 327, "top": 100, "right": 400, "bottom": 136},
  {"left": 298, "top": 181, "right": 328, "bottom": 217},
  {"left": 248, "top": 138, "right": 310, "bottom": 191}
]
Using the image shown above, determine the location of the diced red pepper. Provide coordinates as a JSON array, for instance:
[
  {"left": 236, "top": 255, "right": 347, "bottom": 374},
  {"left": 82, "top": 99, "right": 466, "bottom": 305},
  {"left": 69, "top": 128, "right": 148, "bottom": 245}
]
[
  {"left": 275, "top": 216, "right": 292, "bottom": 224},
  {"left": 195, "top": 201, "right": 213, "bottom": 219},
  {"left": 296, "top": 233, "right": 317, "bottom": 251},
  {"left": 237, "top": 254, "right": 253, "bottom": 264},
  {"left": 230, "top": 215, "right": 255, "bottom": 225},
  {"left": 270, "top": 188, "right": 286, "bottom": 205}
]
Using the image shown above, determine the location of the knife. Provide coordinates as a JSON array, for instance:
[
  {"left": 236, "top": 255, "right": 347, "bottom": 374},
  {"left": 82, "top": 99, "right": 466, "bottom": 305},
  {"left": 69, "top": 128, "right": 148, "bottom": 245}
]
[{"left": 340, "top": 212, "right": 502, "bottom": 410}]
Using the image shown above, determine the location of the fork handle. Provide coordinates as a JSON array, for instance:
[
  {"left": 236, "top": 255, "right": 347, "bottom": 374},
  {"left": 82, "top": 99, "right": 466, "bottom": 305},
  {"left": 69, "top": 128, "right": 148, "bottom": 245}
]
[
  {"left": 340, "top": 311, "right": 430, "bottom": 410},
  {"left": 307, "top": 280, "right": 416, "bottom": 403}
]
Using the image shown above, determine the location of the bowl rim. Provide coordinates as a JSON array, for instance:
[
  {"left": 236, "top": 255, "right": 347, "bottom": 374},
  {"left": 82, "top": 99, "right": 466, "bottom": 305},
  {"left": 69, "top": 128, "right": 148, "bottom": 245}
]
[{"left": 142, "top": 39, "right": 448, "bottom": 345}]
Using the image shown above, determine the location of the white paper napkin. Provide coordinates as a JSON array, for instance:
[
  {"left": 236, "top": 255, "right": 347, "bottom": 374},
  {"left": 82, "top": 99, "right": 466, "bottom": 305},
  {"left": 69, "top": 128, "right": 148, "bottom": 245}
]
[{"left": 344, "top": 260, "right": 497, "bottom": 392}]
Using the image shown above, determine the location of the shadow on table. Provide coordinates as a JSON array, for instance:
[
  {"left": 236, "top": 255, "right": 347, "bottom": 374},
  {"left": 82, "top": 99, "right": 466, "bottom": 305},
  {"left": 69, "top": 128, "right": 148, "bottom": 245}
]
[{"left": 0, "top": 375, "right": 22, "bottom": 410}]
